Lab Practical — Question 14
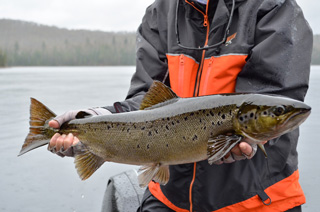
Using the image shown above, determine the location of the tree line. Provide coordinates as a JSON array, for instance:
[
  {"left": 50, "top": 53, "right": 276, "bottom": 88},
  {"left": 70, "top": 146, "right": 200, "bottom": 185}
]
[
  {"left": 0, "top": 19, "right": 136, "bottom": 67},
  {"left": 0, "top": 19, "right": 320, "bottom": 67}
]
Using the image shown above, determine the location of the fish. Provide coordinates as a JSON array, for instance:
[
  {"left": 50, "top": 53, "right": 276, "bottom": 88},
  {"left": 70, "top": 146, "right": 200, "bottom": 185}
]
[{"left": 18, "top": 81, "right": 311, "bottom": 187}]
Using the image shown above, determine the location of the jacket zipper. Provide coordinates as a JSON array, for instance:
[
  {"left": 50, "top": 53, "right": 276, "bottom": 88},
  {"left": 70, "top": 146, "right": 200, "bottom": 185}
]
[
  {"left": 184, "top": 2, "right": 211, "bottom": 211},
  {"left": 190, "top": 8, "right": 210, "bottom": 97},
  {"left": 200, "top": 56, "right": 214, "bottom": 95},
  {"left": 179, "top": 54, "right": 185, "bottom": 96}
]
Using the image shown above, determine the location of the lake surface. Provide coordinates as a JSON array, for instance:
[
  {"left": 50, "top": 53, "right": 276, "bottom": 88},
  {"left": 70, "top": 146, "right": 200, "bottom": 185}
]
[{"left": 0, "top": 66, "right": 319, "bottom": 211}]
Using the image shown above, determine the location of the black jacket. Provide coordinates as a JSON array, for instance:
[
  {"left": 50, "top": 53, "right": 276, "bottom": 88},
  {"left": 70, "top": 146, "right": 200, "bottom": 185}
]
[{"left": 105, "top": 0, "right": 313, "bottom": 211}]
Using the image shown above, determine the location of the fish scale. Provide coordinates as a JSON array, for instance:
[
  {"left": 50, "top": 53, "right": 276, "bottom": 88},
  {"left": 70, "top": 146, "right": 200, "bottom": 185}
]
[{"left": 18, "top": 81, "right": 311, "bottom": 187}]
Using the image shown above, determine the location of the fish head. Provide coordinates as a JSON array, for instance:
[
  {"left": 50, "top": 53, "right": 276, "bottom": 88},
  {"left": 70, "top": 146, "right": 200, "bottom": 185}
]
[{"left": 234, "top": 95, "right": 311, "bottom": 143}]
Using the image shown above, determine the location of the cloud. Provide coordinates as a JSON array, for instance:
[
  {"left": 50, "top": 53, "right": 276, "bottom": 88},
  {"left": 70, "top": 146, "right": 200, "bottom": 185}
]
[
  {"left": 0, "top": 0, "right": 318, "bottom": 33},
  {"left": 0, "top": 0, "right": 152, "bottom": 31}
]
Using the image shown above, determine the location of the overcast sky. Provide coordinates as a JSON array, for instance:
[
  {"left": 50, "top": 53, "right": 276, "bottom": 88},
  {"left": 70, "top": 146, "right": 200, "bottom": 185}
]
[{"left": 0, "top": 0, "right": 318, "bottom": 34}]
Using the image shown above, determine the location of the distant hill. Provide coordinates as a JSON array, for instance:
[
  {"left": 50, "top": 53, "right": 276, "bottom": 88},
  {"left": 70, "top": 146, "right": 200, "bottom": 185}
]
[
  {"left": 0, "top": 19, "right": 319, "bottom": 67},
  {"left": 0, "top": 19, "right": 136, "bottom": 66}
]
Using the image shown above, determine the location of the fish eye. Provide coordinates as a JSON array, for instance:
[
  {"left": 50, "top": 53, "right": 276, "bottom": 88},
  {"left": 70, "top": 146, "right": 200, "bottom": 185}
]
[{"left": 274, "top": 105, "right": 286, "bottom": 116}]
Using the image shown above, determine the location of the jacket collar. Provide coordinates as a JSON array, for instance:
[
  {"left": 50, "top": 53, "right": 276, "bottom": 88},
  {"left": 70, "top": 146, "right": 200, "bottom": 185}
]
[{"left": 184, "top": 0, "right": 246, "bottom": 30}]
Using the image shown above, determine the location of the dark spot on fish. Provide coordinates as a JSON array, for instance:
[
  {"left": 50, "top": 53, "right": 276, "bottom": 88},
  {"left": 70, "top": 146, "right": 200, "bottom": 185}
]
[
  {"left": 117, "top": 123, "right": 120, "bottom": 127},
  {"left": 167, "top": 117, "right": 170, "bottom": 121},
  {"left": 133, "top": 124, "right": 137, "bottom": 129},
  {"left": 107, "top": 125, "right": 111, "bottom": 130},
  {"left": 218, "top": 112, "right": 221, "bottom": 116},
  {"left": 172, "top": 121, "right": 175, "bottom": 125},
  {"left": 127, "top": 128, "right": 130, "bottom": 133},
  {"left": 141, "top": 127, "right": 145, "bottom": 130},
  {"left": 183, "top": 136, "right": 186, "bottom": 140},
  {"left": 199, "top": 118, "right": 202, "bottom": 123},
  {"left": 137, "top": 144, "right": 140, "bottom": 148},
  {"left": 192, "top": 135, "right": 198, "bottom": 141},
  {"left": 229, "top": 110, "right": 232, "bottom": 115},
  {"left": 221, "top": 114, "right": 226, "bottom": 119},
  {"left": 202, "top": 110, "right": 206, "bottom": 114},
  {"left": 210, "top": 111, "right": 214, "bottom": 116},
  {"left": 212, "top": 122, "right": 215, "bottom": 126},
  {"left": 239, "top": 117, "right": 243, "bottom": 122},
  {"left": 166, "top": 125, "right": 169, "bottom": 130},
  {"left": 155, "top": 129, "right": 159, "bottom": 134},
  {"left": 217, "top": 121, "right": 221, "bottom": 126},
  {"left": 203, "top": 126, "right": 207, "bottom": 130},
  {"left": 244, "top": 115, "right": 248, "bottom": 119},
  {"left": 257, "top": 106, "right": 261, "bottom": 110},
  {"left": 206, "top": 113, "right": 210, "bottom": 117},
  {"left": 162, "top": 118, "right": 165, "bottom": 121},
  {"left": 147, "top": 144, "right": 150, "bottom": 149},
  {"left": 166, "top": 144, "right": 169, "bottom": 148},
  {"left": 245, "top": 126, "right": 248, "bottom": 129},
  {"left": 250, "top": 113, "right": 254, "bottom": 118},
  {"left": 263, "top": 111, "right": 268, "bottom": 115},
  {"left": 148, "top": 131, "right": 152, "bottom": 136},
  {"left": 184, "top": 117, "right": 188, "bottom": 121},
  {"left": 190, "top": 112, "right": 194, "bottom": 116},
  {"left": 177, "top": 120, "right": 180, "bottom": 124}
]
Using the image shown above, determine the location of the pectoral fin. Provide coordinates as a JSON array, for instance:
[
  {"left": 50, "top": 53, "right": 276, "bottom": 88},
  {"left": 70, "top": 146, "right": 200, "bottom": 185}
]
[
  {"left": 138, "top": 164, "right": 170, "bottom": 187},
  {"left": 207, "top": 134, "right": 242, "bottom": 165},
  {"left": 258, "top": 143, "right": 268, "bottom": 158},
  {"left": 74, "top": 144, "right": 105, "bottom": 180}
]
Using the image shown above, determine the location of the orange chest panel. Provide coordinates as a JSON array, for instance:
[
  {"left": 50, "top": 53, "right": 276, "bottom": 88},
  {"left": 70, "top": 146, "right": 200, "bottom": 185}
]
[{"left": 167, "top": 53, "right": 247, "bottom": 97}]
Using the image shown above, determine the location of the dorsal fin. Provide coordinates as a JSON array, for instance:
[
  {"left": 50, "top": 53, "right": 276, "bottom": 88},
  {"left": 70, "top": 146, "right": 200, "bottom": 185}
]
[{"left": 140, "top": 81, "right": 179, "bottom": 110}]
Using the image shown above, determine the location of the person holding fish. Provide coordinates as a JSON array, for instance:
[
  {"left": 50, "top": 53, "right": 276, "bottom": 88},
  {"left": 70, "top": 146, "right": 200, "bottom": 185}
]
[{"left": 43, "top": 0, "right": 313, "bottom": 211}]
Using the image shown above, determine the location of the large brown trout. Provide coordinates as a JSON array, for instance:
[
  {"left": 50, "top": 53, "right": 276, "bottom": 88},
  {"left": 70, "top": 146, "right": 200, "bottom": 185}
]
[{"left": 19, "top": 81, "right": 311, "bottom": 187}]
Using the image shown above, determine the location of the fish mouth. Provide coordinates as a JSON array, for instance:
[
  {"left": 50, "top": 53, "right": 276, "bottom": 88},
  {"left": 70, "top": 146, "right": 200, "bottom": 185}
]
[{"left": 280, "top": 107, "right": 311, "bottom": 130}]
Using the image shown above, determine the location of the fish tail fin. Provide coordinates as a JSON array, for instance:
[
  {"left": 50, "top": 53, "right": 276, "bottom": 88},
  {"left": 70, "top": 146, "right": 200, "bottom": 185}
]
[
  {"left": 18, "top": 98, "right": 56, "bottom": 156},
  {"left": 74, "top": 147, "right": 105, "bottom": 180}
]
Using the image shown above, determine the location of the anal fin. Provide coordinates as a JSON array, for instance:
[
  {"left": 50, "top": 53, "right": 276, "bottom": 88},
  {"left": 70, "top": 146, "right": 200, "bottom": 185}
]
[
  {"left": 74, "top": 145, "right": 105, "bottom": 180},
  {"left": 207, "top": 134, "right": 242, "bottom": 165},
  {"left": 138, "top": 164, "right": 170, "bottom": 187}
]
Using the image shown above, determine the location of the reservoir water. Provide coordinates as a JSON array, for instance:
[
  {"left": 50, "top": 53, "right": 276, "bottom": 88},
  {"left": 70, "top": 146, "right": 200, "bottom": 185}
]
[{"left": 0, "top": 66, "right": 319, "bottom": 211}]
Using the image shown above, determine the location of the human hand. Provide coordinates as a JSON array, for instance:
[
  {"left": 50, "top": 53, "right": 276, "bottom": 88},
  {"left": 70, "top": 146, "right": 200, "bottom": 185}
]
[
  {"left": 48, "top": 108, "right": 111, "bottom": 157},
  {"left": 214, "top": 141, "right": 267, "bottom": 164}
]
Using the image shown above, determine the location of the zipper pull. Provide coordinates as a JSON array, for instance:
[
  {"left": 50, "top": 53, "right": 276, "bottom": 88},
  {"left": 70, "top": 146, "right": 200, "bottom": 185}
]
[
  {"left": 208, "top": 57, "right": 213, "bottom": 67},
  {"left": 180, "top": 54, "right": 184, "bottom": 64},
  {"left": 203, "top": 15, "right": 208, "bottom": 27}
]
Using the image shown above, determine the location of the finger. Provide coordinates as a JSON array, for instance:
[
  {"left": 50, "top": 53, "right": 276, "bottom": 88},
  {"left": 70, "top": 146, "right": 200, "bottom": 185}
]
[
  {"left": 239, "top": 142, "right": 253, "bottom": 156},
  {"left": 56, "top": 134, "right": 66, "bottom": 151},
  {"left": 63, "top": 133, "right": 74, "bottom": 150},
  {"left": 230, "top": 143, "right": 242, "bottom": 156},
  {"left": 73, "top": 136, "right": 80, "bottom": 146},
  {"left": 49, "top": 133, "right": 61, "bottom": 148},
  {"left": 49, "top": 120, "right": 60, "bottom": 129}
]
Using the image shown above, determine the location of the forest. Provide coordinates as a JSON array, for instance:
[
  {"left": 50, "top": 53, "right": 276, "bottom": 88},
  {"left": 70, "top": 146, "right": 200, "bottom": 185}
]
[
  {"left": 0, "top": 19, "right": 136, "bottom": 67},
  {"left": 0, "top": 19, "right": 320, "bottom": 67}
]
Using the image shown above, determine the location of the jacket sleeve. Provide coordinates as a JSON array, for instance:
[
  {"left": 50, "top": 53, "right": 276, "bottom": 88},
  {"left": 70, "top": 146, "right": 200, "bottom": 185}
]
[
  {"left": 104, "top": 2, "right": 169, "bottom": 113},
  {"left": 236, "top": 0, "right": 313, "bottom": 101}
]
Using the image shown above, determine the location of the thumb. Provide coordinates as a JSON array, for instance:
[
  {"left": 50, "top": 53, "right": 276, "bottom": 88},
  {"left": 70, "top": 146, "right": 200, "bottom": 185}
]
[{"left": 49, "top": 119, "right": 60, "bottom": 129}]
